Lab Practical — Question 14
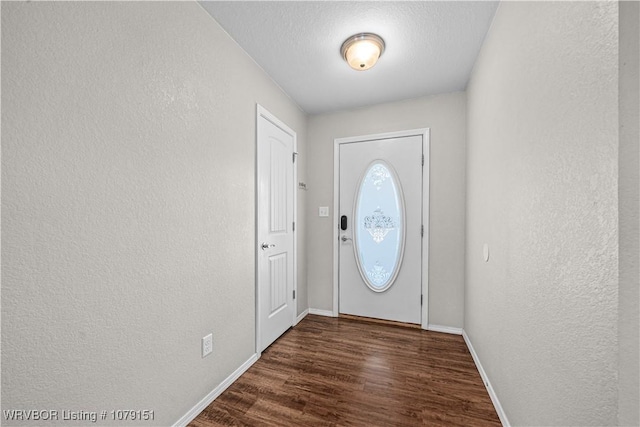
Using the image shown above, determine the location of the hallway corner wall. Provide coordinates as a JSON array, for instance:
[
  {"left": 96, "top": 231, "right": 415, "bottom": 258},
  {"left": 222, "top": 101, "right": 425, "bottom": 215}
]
[
  {"left": 1, "top": 2, "right": 307, "bottom": 424},
  {"left": 465, "top": 2, "right": 620, "bottom": 425}
]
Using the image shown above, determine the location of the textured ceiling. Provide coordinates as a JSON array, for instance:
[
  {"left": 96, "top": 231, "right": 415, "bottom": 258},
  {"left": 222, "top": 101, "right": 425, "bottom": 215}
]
[{"left": 199, "top": 1, "right": 499, "bottom": 114}]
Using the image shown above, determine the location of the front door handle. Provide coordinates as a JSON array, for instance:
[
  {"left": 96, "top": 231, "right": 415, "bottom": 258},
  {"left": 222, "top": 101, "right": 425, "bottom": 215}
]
[{"left": 261, "top": 243, "right": 276, "bottom": 250}]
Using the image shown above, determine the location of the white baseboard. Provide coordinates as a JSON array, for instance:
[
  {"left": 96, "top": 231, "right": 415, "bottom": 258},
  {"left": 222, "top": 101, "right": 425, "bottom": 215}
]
[
  {"left": 308, "top": 308, "right": 336, "bottom": 317},
  {"left": 173, "top": 353, "right": 259, "bottom": 427},
  {"left": 296, "top": 308, "right": 309, "bottom": 324},
  {"left": 427, "top": 324, "right": 463, "bottom": 335},
  {"left": 462, "top": 330, "right": 510, "bottom": 427}
]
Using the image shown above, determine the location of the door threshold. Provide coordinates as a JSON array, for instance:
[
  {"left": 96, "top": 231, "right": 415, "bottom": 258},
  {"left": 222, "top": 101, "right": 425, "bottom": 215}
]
[{"left": 338, "top": 313, "right": 421, "bottom": 329}]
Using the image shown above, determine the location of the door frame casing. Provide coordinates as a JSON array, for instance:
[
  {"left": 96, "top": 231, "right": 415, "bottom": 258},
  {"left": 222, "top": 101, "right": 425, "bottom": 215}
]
[
  {"left": 332, "top": 128, "right": 430, "bottom": 329},
  {"left": 255, "top": 104, "right": 298, "bottom": 355}
]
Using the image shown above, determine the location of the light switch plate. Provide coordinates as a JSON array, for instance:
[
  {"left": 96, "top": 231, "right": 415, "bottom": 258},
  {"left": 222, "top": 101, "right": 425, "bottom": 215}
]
[{"left": 319, "top": 207, "right": 329, "bottom": 217}]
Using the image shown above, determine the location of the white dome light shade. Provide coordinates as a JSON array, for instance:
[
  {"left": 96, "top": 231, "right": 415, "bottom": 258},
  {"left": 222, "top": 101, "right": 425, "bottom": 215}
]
[{"left": 341, "top": 33, "right": 385, "bottom": 71}]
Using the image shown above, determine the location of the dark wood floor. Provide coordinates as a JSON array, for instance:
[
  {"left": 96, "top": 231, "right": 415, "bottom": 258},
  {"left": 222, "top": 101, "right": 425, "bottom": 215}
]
[{"left": 190, "top": 315, "right": 500, "bottom": 426}]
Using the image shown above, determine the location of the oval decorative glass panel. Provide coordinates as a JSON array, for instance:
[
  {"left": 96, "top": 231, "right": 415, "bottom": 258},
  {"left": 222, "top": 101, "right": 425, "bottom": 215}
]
[{"left": 353, "top": 160, "right": 405, "bottom": 292}]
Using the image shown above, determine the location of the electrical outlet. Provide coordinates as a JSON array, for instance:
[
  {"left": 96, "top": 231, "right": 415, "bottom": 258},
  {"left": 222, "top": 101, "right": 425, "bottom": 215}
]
[{"left": 202, "top": 333, "right": 213, "bottom": 358}]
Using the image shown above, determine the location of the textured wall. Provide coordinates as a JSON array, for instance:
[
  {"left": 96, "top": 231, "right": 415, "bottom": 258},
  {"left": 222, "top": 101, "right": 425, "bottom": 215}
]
[
  {"left": 618, "top": 1, "right": 640, "bottom": 424},
  {"left": 1, "top": 2, "right": 306, "bottom": 425},
  {"left": 465, "top": 2, "right": 619, "bottom": 425},
  {"left": 306, "top": 93, "right": 467, "bottom": 328}
]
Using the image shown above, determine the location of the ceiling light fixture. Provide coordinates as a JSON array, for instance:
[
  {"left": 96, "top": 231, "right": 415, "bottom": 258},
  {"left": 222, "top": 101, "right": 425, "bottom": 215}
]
[{"left": 340, "top": 33, "right": 385, "bottom": 71}]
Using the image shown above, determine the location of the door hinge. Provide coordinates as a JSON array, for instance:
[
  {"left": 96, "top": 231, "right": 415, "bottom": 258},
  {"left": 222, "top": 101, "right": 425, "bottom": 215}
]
[
  {"left": 421, "top": 294, "right": 423, "bottom": 306},
  {"left": 421, "top": 225, "right": 424, "bottom": 237},
  {"left": 422, "top": 154, "right": 424, "bottom": 166},
  {"left": 292, "top": 221, "right": 295, "bottom": 231},
  {"left": 293, "top": 290, "right": 296, "bottom": 299},
  {"left": 293, "top": 152, "right": 298, "bottom": 163}
]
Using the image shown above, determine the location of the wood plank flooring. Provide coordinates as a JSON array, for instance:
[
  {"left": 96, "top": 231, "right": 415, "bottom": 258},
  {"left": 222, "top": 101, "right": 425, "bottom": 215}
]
[{"left": 190, "top": 315, "right": 500, "bottom": 426}]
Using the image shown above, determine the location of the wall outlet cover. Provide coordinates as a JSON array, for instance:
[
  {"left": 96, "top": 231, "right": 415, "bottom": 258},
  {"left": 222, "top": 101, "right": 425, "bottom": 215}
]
[{"left": 202, "top": 333, "right": 213, "bottom": 358}]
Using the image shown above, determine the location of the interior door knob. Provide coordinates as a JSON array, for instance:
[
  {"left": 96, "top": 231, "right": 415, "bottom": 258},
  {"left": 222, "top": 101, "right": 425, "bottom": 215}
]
[{"left": 261, "top": 242, "right": 276, "bottom": 250}]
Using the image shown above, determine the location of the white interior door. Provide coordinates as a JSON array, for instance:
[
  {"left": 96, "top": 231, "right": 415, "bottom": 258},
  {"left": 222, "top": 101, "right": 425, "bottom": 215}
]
[
  {"left": 257, "top": 106, "right": 296, "bottom": 352},
  {"left": 338, "top": 135, "right": 423, "bottom": 324}
]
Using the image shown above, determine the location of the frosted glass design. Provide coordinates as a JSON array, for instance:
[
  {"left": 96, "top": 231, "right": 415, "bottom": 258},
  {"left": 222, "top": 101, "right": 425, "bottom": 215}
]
[
  {"left": 370, "top": 164, "right": 391, "bottom": 189},
  {"left": 364, "top": 208, "right": 395, "bottom": 243},
  {"left": 354, "top": 161, "right": 405, "bottom": 292},
  {"left": 366, "top": 262, "right": 391, "bottom": 286}
]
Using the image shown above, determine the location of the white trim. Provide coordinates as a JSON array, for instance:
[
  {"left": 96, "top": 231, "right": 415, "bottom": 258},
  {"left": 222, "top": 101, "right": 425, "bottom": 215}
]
[
  {"left": 173, "top": 353, "right": 259, "bottom": 427},
  {"left": 332, "top": 142, "right": 340, "bottom": 317},
  {"left": 308, "top": 308, "right": 336, "bottom": 317},
  {"left": 427, "top": 324, "right": 462, "bottom": 335},
  {"left": 420, "top": 129, "right": 430, "bottom": 330},
  {"left": 295, "top": 308, "right": 309, "bottom": 325},
  {"left": 292, "top": 126, "right": 298, "bottom": 330},
  {"left": 332, "top": 128, "right": 430, "bottom": 327},
  {"left": 255, "top": 104, "right": 298, "bottom": 354},
  {"left": 462, "top": 330, "right": 510, "bottom": 427}
]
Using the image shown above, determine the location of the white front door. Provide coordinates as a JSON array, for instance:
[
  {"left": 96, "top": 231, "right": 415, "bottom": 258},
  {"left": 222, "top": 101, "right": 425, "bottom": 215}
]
[
  {"left": 257, "top": 106, "right": 296, "bottom": 352},
  {"left": 338, "top": 134, "right": 424, "bottom": 324}
]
